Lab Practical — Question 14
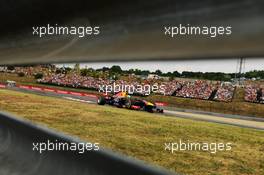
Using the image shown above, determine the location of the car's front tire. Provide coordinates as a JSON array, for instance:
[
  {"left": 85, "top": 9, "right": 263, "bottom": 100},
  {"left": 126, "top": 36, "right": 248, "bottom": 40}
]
[{"left": 144, "top": 105, "right": 154, "bottom": 113}]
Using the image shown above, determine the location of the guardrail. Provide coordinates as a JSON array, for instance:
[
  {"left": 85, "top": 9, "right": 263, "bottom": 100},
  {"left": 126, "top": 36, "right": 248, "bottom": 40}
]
[{"left": 0, "top": 112, "right": 176, "bottom": 175}]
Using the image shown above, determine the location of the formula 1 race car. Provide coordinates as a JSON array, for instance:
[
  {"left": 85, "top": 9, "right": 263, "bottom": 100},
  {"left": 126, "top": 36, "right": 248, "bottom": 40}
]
[{"left": 97, "top": 92, "right": 164, "bottom": 113}]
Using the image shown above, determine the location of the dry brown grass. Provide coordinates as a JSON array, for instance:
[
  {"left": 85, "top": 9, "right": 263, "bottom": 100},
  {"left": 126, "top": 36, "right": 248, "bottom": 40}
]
[{"left": 0, "top": 89, "right": 263, "bottom": 175}]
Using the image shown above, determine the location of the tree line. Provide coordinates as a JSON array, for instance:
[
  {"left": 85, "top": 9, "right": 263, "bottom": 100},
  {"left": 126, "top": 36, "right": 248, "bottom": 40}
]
[
  {"left": 79, "top": 65, "right": 264, "bottom": 81},
  {"left": 5, "top": 64, "right": 264, "bottom": 81}
]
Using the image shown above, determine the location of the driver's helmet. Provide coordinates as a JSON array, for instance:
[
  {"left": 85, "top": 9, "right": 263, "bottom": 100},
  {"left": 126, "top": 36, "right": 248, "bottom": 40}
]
[{"left": 114, "top": 91, "right": 128, "bottom": 98}]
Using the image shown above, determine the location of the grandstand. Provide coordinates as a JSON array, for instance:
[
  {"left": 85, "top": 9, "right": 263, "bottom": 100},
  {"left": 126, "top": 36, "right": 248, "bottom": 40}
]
[
  {"left": 1, "top": 64, "right": 263, "bottom": 104},
  {"left": 245, "top": 85, "right": 264, "bottom": 103}
]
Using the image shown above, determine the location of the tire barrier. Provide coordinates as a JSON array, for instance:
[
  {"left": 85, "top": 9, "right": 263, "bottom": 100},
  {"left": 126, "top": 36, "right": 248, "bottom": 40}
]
[{"left": 0, "top": 112, "right": 176, "bottom": 175}]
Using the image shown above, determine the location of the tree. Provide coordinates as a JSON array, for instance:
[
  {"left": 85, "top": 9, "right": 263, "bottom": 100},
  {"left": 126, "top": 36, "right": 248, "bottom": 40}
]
[
  {"left": 74, "top": 63, "right": 80, "bottom": 73},
  {"left": 245, "top": 70, "right": 264, "bottom": 79},
  {"left": 128, "top": 69, "right": 134, "bottom": 74},
  {"left": 80, "top": 69, "right": 88, "bottom": 76},
  {"left": 141, "top": 70, "right": 150, "bottom": 75},
  {"left": 64, "top": 67, "right": 72, "bottom": 73},
  {"left": 182, "top": 71, "right": 194, "bottom": 78},
  {"left": 172, "top": 71, "right": 181, "bottom": 77},
  {"left": 134, "top": 69, "right": 142, "bottom": 75},
  {"left": 102, "top": 67, "right": 110, "bottom": 72},
  {"left": 110, "top": 65, "right": 122, "bottom": 73},
  {"left": 155, "top": 69, "right": 162, "bottom": 76}
]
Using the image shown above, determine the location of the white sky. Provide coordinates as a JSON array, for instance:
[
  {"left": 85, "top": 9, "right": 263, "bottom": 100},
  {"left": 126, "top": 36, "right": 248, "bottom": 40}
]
[{"left": 57, "top": 58, "right": 264, "bottom": 73}]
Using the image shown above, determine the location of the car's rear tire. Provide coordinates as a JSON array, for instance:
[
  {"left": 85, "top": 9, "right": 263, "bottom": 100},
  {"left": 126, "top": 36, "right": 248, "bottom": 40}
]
[
  {"left": 157, "top": 109, "right": 164, "bottom": 113},
  {"left": 97, "top": 96, "right": 106, "bottom": 105}
]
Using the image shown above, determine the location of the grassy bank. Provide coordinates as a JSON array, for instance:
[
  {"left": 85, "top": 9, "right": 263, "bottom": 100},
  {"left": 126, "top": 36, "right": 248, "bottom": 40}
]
[{"left": 0, "top": 89, "right": 263, "bottom": 175}]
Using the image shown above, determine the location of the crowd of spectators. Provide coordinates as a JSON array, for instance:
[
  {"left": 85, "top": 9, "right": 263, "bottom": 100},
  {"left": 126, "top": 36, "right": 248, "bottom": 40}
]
[
  {"left": 39, "top": 73, "right": 107, "bottom": 89},
  {"left": 4, "top": 65, "right": 261, "bottom": 103},
  {"left": 159, "top": 80, "right": 234, "bottom": 102},
  {"left": 39, "top": 73, "right": 153, "bottom": 95},
  {"left": 245, "top": 85, "right": 264, "bottom": 103},
  {"left": 157, "top": 80, "right": 183, "bottom": 96},
  {"left": 38, "top": 73, "right": 235, "bottom": 102},
  {"left": 0, "top": 65, "right": 55, "bottom": 76},
  {"left": 175, "top": 80, "right": 216, "bottom": 100},
  {"left": 14, "top": 66, "right": 51, "bottom": 76},
  {"left": 214, "top": 85, "right": 235, "bottom": 102}
]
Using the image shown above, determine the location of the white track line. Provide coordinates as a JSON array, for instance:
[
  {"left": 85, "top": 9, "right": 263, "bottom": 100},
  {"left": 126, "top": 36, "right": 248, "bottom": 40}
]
[
  {"left": 165, "top": 110, "right": 264, "bottom": 130},
  {"left": 63, "top": 97, "right": 95, "bottom": 104}
]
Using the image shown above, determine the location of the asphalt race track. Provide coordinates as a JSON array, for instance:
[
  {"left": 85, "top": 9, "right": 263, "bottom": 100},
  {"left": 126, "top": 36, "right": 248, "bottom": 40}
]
[{"left": 4, "top": 86, "right": 264, "bottom": 131}]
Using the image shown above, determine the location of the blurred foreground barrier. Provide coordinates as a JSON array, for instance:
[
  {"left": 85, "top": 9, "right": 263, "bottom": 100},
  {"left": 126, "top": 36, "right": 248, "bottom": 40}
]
[
  {"left": 0, "top": 0, "right": 264, "bottom": 64},
  {"left": 0, "top": 112, "right": 175, "bottom": 175}
]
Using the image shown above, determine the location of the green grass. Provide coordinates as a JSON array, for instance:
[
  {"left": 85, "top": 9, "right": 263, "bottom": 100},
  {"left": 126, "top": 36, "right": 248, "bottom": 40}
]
[{"left": 0, "top": 89, "right": 263, "bottom": 175}]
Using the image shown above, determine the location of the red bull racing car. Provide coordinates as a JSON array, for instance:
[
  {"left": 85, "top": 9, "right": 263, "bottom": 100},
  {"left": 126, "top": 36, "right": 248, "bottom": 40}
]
[{"left": 97, "top": 92, "right": 164, "bottom": 113}]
